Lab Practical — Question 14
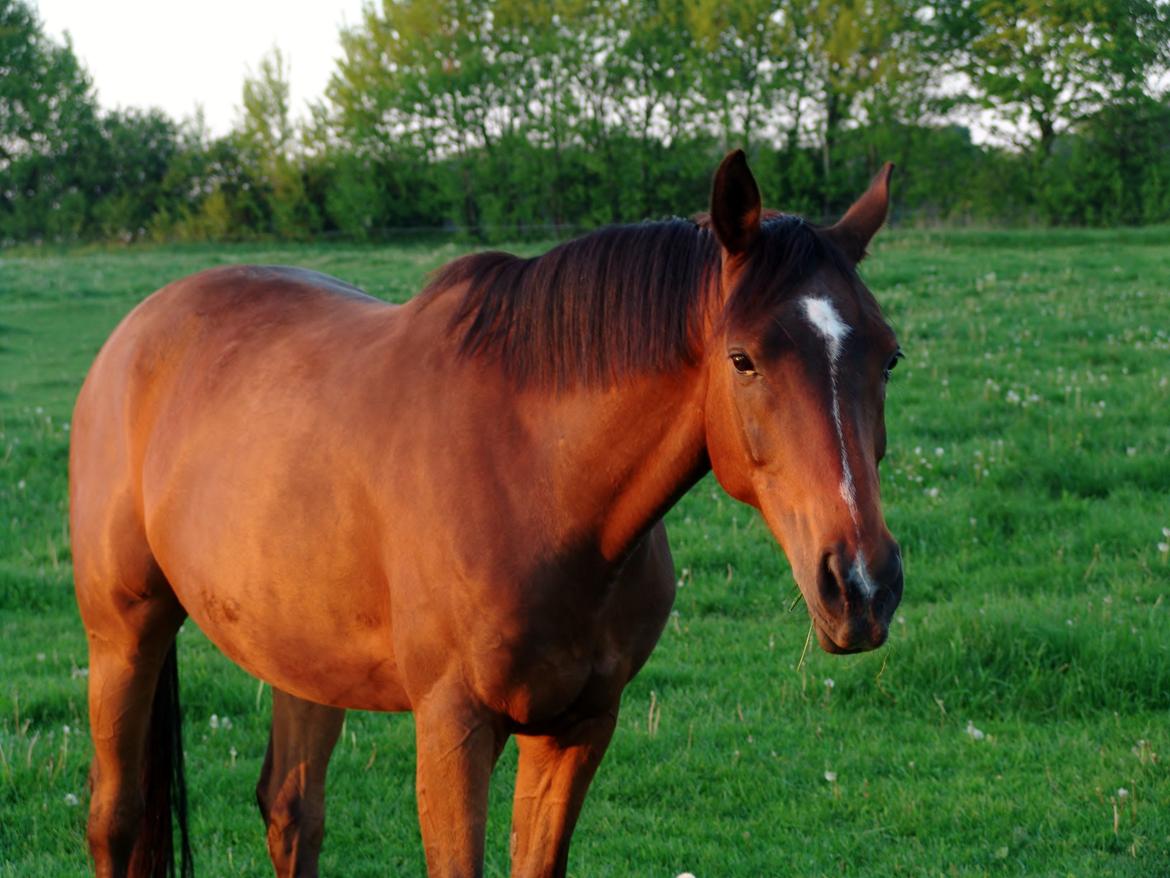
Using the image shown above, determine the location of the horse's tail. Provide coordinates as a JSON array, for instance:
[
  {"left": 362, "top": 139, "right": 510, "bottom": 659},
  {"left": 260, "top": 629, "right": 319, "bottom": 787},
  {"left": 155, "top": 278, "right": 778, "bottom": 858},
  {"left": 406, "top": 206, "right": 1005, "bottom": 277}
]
[{"left": 139, "top": 641, "right": 194, "bottom": 877}]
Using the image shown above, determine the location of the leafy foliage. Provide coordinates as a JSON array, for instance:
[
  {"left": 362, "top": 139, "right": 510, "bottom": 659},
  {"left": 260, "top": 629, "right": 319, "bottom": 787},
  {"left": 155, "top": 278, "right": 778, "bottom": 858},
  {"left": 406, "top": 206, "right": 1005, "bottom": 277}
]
[{"left": 2, "top": 0, "right": 1170, "bottom": 243}]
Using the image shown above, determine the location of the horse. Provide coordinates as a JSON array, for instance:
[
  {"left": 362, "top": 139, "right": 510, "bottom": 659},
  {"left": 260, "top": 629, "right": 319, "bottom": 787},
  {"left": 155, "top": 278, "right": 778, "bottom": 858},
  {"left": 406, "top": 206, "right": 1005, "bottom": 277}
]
[{"left": 69, "top": 151, "right": 904, "bottom": 878}]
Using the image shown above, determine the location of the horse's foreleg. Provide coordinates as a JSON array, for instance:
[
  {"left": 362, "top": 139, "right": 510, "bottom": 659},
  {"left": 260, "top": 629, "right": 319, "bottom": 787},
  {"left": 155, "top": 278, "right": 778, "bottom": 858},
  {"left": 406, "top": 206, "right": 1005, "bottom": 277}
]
[
  {"left": 508, "top": 712, "right": 617, "bottom": 878},
  {"left": 413, "top": 689, "right": 507, "bottom": 878},
  {"left": 256, "top": 688, "right": 345, "bottom": 878}
]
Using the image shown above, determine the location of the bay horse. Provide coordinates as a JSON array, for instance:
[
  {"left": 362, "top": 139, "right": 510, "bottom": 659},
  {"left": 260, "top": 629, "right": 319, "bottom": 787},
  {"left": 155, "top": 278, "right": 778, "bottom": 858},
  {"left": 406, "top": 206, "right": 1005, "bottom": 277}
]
[{"left": 70, "top": 151, "right": 904, "bottom": 878}]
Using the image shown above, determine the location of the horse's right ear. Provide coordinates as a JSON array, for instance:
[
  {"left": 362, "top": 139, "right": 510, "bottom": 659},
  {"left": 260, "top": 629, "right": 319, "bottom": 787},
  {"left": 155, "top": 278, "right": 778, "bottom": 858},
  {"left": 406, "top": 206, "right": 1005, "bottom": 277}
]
[{"left": 710, "top": 150, "right": 761, "bottom": 255}]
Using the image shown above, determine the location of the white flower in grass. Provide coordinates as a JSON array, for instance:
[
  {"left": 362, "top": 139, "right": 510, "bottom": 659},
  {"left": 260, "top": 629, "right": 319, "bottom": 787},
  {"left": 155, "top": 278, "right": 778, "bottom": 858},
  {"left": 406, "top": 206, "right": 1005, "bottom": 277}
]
[
  {"left": 64, "top": 793, "right": 79, "bottom": 806},
  {"left": 965, "top": 721, "right": 985, "bottom": 741},
  {"left": 1117, "top": 788, "right": 1129, "bottom": 800},
  {"left": 824, "top": 678, "right": 835, "bottom": 689},
  {"left": 824, "top": 770, "right": 837, "bottom": 783},
  {"left": 676, "top": 873, "right": 698, "bottom": 878}
]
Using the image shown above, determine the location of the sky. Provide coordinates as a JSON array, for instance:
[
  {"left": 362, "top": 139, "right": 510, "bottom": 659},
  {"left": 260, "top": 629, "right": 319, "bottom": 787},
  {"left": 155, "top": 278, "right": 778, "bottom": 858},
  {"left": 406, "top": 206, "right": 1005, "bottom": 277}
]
[{"left": 35, "top": 0, "right": 368, "bottom": 137}]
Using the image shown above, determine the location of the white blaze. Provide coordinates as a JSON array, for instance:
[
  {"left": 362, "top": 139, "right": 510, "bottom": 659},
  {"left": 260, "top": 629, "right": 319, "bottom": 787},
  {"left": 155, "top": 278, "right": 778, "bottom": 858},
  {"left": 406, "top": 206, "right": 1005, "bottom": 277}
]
[{"left": 801, "top": 296, "right": 876, "bottom": 597}]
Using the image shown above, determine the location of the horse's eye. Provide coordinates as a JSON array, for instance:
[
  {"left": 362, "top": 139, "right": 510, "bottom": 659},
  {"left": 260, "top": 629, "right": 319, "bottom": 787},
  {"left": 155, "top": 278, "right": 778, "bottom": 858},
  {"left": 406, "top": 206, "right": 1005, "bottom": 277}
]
[
  {"left": 730, "top": 352, "right": 756, "bottom": 374},
  {"left": 883, "top": 349, "right": 904, "bottom": 381}
]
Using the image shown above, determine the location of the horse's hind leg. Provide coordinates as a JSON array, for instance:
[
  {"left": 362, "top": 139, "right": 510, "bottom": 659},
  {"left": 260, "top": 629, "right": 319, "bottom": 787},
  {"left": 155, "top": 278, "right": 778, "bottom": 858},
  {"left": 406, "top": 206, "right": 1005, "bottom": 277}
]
[
  {"left": 78, "top": 558, "right": 186, "bottom": 877},
  {"left": 508, "top": 712, "right": 617, "bottom": 878},
  {"left": 256, "top": 688, "right": 345, "bottom": 878}
]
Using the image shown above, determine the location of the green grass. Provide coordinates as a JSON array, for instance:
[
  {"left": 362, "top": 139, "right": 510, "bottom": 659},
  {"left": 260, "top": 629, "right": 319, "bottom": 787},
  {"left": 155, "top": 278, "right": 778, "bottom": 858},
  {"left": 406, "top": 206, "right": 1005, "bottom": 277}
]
[{"left": 2, "top": 229, "right": 1169, "bottom": 876}]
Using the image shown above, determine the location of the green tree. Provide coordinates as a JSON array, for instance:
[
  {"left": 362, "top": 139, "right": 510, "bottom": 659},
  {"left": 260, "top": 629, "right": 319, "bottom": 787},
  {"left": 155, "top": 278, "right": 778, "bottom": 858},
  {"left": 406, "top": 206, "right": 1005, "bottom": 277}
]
[
  {"left": 91, "top": 108, "right": 183, "bottom": 238},
  {"left": 939, "top": 0, "right": 1170, "bottom": 161},
  {"left": 0, "top": 0, "right": 101, "bottom": 240},
  {"left": 238, "top": 47, "right": 317, "bottom": 237},
  {"left": 331, "top": 0, "right": 508, "bottom": 229}
]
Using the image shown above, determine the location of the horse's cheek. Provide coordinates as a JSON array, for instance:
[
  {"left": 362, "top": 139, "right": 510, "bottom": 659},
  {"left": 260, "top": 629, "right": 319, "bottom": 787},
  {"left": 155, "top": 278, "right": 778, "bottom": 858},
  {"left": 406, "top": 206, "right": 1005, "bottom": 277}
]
[{"left": 706, "top": 386, "right": 762, "bottom": 506}]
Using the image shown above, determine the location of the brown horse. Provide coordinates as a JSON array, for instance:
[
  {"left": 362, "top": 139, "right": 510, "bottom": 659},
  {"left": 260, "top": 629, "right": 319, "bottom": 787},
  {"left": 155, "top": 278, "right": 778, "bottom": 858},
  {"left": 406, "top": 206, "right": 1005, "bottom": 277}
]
[{"left": 70, "top": 151, "right": 903, "bottom": 878}]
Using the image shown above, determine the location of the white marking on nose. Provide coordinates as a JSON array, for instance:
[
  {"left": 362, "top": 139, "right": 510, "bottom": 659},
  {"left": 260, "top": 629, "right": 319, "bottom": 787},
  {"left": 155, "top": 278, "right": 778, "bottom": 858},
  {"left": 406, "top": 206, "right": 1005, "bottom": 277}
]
[
  {"left": 801, "top": 296, "right": 876, "bottom": 598},
  {"left": 850, "top": 550, "right": 878, "bottom": 598}
]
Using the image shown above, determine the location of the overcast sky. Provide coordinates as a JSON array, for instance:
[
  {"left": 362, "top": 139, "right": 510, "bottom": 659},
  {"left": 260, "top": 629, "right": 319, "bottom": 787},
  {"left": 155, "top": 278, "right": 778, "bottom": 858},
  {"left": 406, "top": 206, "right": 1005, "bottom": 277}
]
[{"left": 36, "top": 0, "right": 367, "bottom": 136}]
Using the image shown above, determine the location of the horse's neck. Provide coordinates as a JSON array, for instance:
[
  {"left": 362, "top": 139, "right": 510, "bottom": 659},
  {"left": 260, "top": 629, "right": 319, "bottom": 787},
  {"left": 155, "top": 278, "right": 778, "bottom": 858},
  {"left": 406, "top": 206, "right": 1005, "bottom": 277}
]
[{"left": 533, "top": 368, "right": 710, "bottom": 563}]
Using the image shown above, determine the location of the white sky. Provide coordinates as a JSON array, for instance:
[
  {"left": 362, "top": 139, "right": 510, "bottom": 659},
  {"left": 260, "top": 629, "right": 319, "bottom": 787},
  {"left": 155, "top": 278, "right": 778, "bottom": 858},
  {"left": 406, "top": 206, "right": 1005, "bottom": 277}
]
[{"left": 35, "top": 0, "right": 368, "bottom": 137}]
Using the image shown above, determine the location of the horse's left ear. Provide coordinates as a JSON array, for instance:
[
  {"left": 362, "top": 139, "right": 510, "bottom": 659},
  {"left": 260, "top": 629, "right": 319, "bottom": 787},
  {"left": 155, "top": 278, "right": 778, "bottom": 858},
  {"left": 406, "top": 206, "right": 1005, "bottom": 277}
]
[
  {"left": 828, "top": 162, "right": 895, "bottom": 262},
  {"left": 710, "top": 149, "right": 762, "bottom": 255}
]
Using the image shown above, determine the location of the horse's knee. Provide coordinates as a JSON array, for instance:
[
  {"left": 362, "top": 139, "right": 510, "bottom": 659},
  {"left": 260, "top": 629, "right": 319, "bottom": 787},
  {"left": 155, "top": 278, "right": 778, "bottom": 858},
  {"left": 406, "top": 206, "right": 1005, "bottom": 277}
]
[{"left": 87, "top": 790, "right": 143, "bottom": 873}]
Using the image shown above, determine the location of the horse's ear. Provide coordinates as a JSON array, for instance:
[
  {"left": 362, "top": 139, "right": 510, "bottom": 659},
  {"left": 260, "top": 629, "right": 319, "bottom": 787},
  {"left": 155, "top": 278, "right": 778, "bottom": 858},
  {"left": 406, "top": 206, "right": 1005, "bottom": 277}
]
[
  {"left": 828, "top": 162, "right": 895, "bottom": 262},
  {"left": 710, "top": 150, "right": 761, "bottom": 255}
]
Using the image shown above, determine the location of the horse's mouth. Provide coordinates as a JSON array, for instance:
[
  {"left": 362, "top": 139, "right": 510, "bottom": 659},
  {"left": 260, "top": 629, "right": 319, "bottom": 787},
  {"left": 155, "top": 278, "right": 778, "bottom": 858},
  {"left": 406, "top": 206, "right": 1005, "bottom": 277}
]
[{"left": 813, "top": 618, "right": 888, "bottom": 655}]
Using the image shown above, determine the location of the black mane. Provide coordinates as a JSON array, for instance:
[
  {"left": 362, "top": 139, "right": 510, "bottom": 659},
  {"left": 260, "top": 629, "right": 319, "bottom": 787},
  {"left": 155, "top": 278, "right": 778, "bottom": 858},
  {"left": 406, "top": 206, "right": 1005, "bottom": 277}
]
[{"left": 423, "top": 215, "right": 851, "bottom": 388}]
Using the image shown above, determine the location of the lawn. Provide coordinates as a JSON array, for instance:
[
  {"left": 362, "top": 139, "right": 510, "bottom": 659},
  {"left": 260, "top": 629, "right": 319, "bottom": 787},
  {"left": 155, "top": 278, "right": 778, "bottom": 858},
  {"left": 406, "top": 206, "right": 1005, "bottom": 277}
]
[{"left": 1, "top": 228, "right": 1168, "bottom": 876}]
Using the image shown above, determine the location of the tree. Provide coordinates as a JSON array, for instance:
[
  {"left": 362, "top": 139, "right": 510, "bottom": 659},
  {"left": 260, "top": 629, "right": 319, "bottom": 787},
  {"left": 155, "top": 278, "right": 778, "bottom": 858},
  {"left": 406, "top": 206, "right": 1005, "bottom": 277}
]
[
  {"left": 939, "top": 0, "right": 1170, "bottom": 162},
  {"left": 0, "top": 0, "right": 101, "bottom": 240},
  {"left": 238, "top": 47, "right": 317, "bottom": 237}
]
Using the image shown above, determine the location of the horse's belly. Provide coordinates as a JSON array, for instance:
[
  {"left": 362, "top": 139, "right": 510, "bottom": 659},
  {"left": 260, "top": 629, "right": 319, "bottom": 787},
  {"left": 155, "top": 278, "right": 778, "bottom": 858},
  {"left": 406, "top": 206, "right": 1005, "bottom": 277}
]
[
  {"left": 145, "top": 481, "right": 410, "bottom": 711},
  {"left": 182, "top": 591, "right": 411, "bottom": 713}
]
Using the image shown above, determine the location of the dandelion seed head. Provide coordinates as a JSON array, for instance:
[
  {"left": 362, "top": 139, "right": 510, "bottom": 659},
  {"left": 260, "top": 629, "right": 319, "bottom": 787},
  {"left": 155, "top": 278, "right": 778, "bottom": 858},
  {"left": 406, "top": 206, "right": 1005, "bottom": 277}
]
[
  {"left": 824, "top": 770, "right": 837, "bottom": 783},
  {"left": 64, "top": 793, "right": 79, "bottom": 806}
]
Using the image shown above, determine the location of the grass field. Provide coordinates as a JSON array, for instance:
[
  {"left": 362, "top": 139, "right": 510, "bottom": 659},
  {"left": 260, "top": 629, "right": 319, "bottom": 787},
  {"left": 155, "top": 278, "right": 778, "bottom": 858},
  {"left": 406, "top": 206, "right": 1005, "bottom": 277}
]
[{"left": 1, "top": 228, "right": 1168, "bottom": 877}]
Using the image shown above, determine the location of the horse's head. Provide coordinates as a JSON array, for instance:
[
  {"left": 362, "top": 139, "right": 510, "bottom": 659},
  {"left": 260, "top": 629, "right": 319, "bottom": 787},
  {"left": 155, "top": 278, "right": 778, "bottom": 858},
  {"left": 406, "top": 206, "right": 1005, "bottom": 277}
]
[{"left": 702, "top": 151, "right": 903, "bottom": 654}]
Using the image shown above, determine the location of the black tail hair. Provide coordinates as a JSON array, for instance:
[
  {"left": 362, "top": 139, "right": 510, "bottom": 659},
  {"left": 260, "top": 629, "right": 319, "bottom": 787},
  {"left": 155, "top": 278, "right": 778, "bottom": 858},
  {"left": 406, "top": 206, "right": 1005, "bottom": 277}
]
[{"left": 140, "top": 641, "right": 194, "bottom": 877}]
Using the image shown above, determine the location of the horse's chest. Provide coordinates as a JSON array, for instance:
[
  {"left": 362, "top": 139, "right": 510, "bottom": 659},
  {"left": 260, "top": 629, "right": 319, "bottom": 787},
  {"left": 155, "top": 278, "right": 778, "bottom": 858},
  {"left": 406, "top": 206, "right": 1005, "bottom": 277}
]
[
  {"left": 460, "top": 578, "right": 673, "bottom": 728},
  {"left": 477, "top": 633, "right": 630, "bottom": 729}
]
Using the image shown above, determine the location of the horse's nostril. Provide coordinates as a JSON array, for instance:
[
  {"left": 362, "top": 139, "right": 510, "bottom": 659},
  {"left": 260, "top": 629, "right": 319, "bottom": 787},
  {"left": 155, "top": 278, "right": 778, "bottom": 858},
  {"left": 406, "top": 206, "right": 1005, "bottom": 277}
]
[
  {"left": 880, "top": 548, "right": 904, "bottom": 588},
  {"left": 818, "top": 552, "right": 844, "bottom": 614},
  {"left": 870, "top": 546, "right": 904, "bottom": 623}
]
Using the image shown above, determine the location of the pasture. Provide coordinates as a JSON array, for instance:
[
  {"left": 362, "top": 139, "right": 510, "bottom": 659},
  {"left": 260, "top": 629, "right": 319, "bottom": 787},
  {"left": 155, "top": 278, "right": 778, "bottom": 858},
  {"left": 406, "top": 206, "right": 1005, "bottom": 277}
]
[{"left": 1, "top": 229, "right": 1168, "bottom": 876}]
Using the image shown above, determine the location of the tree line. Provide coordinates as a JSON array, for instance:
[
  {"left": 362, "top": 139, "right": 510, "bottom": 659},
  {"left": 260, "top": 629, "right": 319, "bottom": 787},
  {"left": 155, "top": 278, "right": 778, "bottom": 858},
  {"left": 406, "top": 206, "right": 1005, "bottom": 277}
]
[{"left": 3, "top": 0, "right": 1169, "bottom": 245}]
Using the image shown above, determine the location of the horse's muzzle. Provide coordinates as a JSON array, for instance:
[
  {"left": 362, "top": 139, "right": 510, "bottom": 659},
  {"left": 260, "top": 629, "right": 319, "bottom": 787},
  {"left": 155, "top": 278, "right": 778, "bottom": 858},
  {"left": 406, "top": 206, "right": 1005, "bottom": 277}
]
[{"left": 813, "top": 542, "right": 903, "bottom": 653}]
